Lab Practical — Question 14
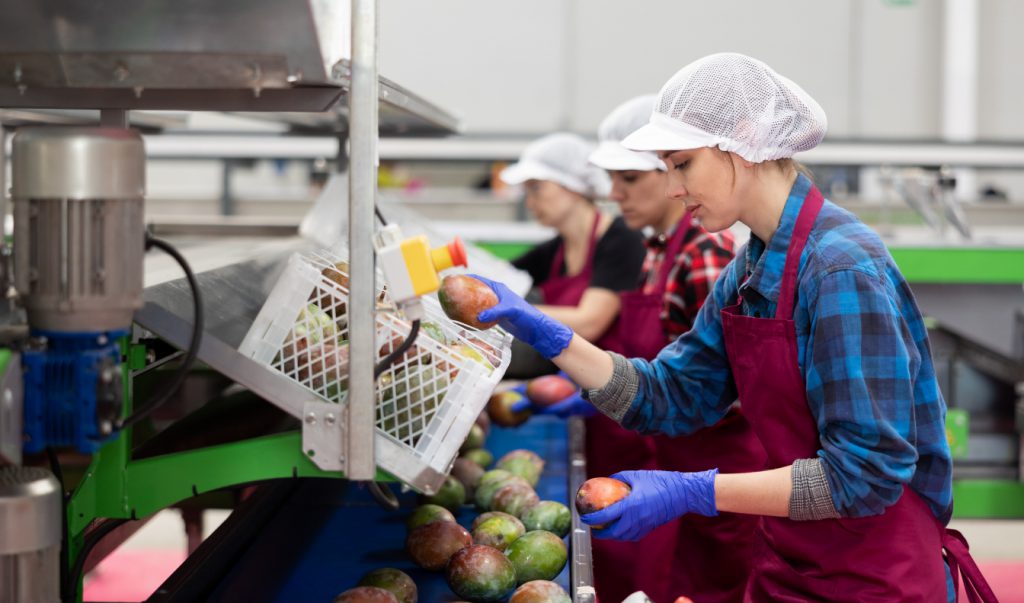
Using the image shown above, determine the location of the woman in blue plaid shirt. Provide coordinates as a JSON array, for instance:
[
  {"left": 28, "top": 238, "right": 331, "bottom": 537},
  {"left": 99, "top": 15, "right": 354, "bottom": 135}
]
[{"left": 472, "top": 53, "right": 995, "bottom": 602}]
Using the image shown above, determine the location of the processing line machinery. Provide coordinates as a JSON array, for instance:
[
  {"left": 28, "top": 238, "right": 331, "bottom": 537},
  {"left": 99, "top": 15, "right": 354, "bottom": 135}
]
[{"left": 0, "top": 3, "right": 564, "bottom": 602}]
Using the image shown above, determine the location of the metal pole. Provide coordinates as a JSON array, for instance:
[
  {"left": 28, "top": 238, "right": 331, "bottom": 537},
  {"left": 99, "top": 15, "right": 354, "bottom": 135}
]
[
  {"left": 0, "top": 125, "right": 6, "bottom": 239},
  {"left": 942, "top": 0, "right": 979, "bottom": 203},
  {"left": 220, "top": 160, "right": 235, "bottom": 216},
  {"left": 346, "top": 0, "right": 379, "bottom": 480},
  {"left": 100, "top": 109, "right": 128, "bottom": 129}
]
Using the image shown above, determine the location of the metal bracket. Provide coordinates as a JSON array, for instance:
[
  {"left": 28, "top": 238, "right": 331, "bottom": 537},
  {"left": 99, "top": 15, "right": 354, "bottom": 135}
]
[{"left": 301, "top": 400, "right": 346, "bottom": 472}]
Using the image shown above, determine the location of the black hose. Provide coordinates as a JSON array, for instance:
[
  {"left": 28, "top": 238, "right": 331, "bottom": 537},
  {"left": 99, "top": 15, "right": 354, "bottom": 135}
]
[
  {"left": 117, "top": 235, "right": 204, "bottom": 429},
  {"left": 64, "top": 518, "right": 129, "bottom": 602},
  {"left": 366, "top": 480, "right": 400, "bottom": 511},
  {"left": 46, "top": 448, "right": 71, "bottom": 602},
  {"left": 373, "top": 319, "right": 420, "bottom": 379}
]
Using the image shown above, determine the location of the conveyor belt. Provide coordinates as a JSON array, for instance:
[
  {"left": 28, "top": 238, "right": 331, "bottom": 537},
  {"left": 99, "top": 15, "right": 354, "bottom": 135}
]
[{"left": 200, "top": 416, "right": 574, "bottom": 602}]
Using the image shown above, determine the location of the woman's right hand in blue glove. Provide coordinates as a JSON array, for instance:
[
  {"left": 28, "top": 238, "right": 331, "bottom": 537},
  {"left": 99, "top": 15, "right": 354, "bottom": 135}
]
[
  {"left": 580, "top": 469, "right": 719, "bottom": 541},
  {"left": 470, "top": 274, "right": 573, "bottom": 360}
]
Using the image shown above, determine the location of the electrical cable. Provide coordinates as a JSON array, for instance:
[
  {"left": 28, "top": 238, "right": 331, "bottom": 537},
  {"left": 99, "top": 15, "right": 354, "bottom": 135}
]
[
  {"left": 63, "top": 518, "right": 128, "bottom": 602},
  {"left": 46, "top": 448, "right": 71, "bottom": 603},
  {"left": 373, "top": 319, "right": 420, "bottom": 379},
  {"left": 366, "top": 480, "right": 400, "bottom": 511},
  {"left": 374, "top": 205, "right": 388, "bottom": 226},
  {"left": 116, "top": 234, "right": 204, "bottom": 429}
]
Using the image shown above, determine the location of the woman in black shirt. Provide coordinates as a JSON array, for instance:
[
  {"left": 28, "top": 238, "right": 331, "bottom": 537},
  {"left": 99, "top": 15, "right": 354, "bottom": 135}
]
[{"left": 503, "top": 133, "right": 645, "bottom": 345}]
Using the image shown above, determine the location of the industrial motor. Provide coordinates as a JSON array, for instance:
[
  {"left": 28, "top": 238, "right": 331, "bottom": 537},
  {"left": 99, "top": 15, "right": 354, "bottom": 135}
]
[
  {"left": 0, "top": 465, "right": 61, "bottom": 603},
  {"left": 11, "top": 127, "right": 145, "bottom": 453}
]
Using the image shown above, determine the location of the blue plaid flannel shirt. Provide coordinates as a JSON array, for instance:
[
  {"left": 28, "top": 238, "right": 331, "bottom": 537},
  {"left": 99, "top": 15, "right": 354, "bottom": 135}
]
[{"left": 621, "top": 174, "right": 954, "bottom": 523}]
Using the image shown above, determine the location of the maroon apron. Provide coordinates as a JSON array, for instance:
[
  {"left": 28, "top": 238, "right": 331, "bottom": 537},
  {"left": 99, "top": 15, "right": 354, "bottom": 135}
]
[
  {"left": 538, "top": 212, "right": 671, "bottom": 603},
  {"left": 617, "top": 214, "right": 766, "bottom": 603},
  {"left": 720, "top": 185, "right": 997, "bottom": 602}
]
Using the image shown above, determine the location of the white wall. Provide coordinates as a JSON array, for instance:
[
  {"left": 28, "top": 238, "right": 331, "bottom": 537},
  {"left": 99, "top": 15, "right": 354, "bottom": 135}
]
[
  {"left": 978, "top": 0, "right": 1024, "bottom": 140},
  {"left": 379, "top": 0, "right": 993, "bottom": 140}
]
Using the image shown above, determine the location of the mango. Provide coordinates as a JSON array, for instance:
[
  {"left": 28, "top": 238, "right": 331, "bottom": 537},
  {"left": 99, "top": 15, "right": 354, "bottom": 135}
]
[
  {"left": 406, "top": 520, "right": 472, "bottom": 571},
  {"left": 487, "top": 391, "right": 531, "bottom": 428},
  {"left": 520, "top": 501, "right": 571, "bottom": 538},
  {"left": 357, "top": 568, "right": 417, "bottom": 603},
  {"left": 446, "top": 544, "right": 517, "bottom": 602},
  {"left": 472, "top": 515, "right": 526, "bottom": 552},
  {"left": 451, "top": 458, "right": 485, "bottom": 500},
  {"left": 419, "top": 475, "right": 465, "bottom": 513},
  {"left": 496, "top": 450, "right": 544, "bottom": 486},
  {"left": 438, "top": 275, "right": 499, "bottom": 330},
  {"left": 475, "top": 411, "right": 491, "bottom": 437},
  {"left": 575, "top": 477, "right": 631, "bottom": 530},
  {"left": 505, "top": 531, "right": 567, "bottom": 584},
  {"left": 451, "top": 343, "right": 495, "bottom": 374},
  {"left": 509, "top": 580, "right": 571, "bottom": 603},
  {"left": 406, "top": 504, "right": 455, "bottom": 532},
  {"left": 490, "top": 482, "right": 539, "bottom": 518},
  {"left": 461, "top": 448, "right": 494, "bottom": 469},
  {"left": 332, "top": 586, "right": 398, "bottom": 603},
  {"left": 420, "top": 321, "right": 448, "bottom": 345},
  {"left": 471, "top": 511, "right": 524, "bottom": 532},
  {"left": 525, "top": 375, "right": 575, "bottom": 407},
  {"left": 379, "top": 365, "right": 446, "bottom": 444},
  {"left": 460, "top": 424, "right": 486, "bottom": 453},
  {"left": 475, "top": 471, "right": 530, "bottom": 511}
]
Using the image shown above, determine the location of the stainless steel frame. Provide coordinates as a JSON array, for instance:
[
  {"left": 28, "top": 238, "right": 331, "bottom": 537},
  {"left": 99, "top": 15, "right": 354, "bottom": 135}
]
[
  {"left": 568, "top": 416, "right": 596, "bottom": 603},
  {"left": 345, "top": 0, "right": 378, "bottom": 481}
]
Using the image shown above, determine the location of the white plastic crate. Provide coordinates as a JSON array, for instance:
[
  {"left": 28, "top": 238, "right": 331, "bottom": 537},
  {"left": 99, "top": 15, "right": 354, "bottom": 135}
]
[{"left": 239, "top": 248, "right": 511, "bottom": 493}]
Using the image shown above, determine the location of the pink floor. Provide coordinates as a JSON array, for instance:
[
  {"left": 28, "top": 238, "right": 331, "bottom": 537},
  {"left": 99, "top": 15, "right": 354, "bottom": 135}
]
[
  {"left": 84, "top": 550, "right": 186, "bottom": 602},
  {"left": 84, "top": 549, "right": 1024, "bottom": 602}
]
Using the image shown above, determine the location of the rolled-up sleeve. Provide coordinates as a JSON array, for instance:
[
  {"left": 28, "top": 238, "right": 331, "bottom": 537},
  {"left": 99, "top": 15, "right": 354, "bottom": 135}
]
[
  {"left": 586, "top": 260, "right": 740, "bottom": 436},
  {"left": 805, "top": 267, "right": 921, "bottom": 518}
]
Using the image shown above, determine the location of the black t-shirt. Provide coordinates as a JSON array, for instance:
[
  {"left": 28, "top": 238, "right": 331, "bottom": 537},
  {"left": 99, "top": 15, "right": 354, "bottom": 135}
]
[{"left": 511, "top": 216, "right": 645, "bottom": 293}]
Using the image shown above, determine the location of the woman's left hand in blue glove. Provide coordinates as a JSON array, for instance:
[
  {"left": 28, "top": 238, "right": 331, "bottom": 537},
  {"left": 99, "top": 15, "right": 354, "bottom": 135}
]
[
  {"left": 508, "top": 372, "right": 596, "bottom": 418},
  {"left": 509, "top": 389, "right": 596, "bottom": 418},
  {"left": 470, "top": 274, "right": 573, "bottom": 360},
  {"left": 580, "top": 469, "right": 719, "bottom": 541}
]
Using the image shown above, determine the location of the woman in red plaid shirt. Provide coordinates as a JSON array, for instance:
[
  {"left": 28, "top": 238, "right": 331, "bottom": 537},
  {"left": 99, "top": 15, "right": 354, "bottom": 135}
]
[{"left": 589, "top": 95, "right": 767, "bottom": 603}]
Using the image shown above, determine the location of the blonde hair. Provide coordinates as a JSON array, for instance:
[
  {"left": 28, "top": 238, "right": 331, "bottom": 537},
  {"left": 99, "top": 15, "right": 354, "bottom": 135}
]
[{"left": 775, "top": 158, "right": 814, "bottom": 181}]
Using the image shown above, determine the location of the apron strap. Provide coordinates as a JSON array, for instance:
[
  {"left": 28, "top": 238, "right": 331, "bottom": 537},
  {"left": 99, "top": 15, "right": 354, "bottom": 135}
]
[
  {"left": 943, "top": 529, "right": 999, "bottom": 603},
  {"left": 550, "top": 210, "right": 603, "bottom": 280},
  {"left": 774, "top": 185, "right": 825, "bottom": 320}
]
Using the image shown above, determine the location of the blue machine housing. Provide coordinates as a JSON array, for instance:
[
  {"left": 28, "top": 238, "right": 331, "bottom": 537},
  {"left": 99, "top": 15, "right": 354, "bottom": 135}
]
[{"left": 22, "top": 329, "right": 128, "bottom": 454}]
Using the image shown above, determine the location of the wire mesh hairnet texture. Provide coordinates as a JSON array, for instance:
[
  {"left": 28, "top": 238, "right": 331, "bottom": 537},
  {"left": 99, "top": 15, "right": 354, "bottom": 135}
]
[
  {"left": 624, "top": 53, "right": 827, "bottom": 163},
  {"left": 501, "top": 132, "right": 611, "bottom": 198},
  {"left": 589, "top": 95, "right": 666, "bottom": 172}
]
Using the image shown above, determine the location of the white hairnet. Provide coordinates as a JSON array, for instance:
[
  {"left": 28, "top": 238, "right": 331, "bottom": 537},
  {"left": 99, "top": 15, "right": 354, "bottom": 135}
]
[
  {"left": 622, "top": 53, "right": 827, "bottom": 163},
  {"left": 501, "top": 132, "right": 610, "bottom": 199},
  {"left": 589, "top": 95, "right": 666, "bottom": 172}
]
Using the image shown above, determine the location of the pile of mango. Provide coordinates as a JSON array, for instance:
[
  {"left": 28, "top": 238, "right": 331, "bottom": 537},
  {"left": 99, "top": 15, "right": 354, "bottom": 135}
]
[{"left": 332, "top": 415, "right": 571, "bottom": 603}]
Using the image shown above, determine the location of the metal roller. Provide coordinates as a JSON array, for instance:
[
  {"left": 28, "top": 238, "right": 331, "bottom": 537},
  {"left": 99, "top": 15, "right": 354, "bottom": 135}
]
[{"left": 0, "top": 465, "right": 61, "bottom": 603}]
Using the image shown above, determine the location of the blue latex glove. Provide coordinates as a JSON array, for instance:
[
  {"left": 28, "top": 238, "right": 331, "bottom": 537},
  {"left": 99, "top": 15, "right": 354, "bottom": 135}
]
[
  {"left": 581, "top": 469, "right": 719, "bottom": 541},
  {"left": 509, "top": 373, "right": 596, "bottom": 418},
  {"left": 470, "top": 274, "right": 573, "bottom": 359}
]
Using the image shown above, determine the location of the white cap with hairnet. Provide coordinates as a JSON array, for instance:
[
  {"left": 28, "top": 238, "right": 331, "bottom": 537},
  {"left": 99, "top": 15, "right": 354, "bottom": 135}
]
[
  {"left": 589, "top": 95, "right": 667, "bottom": 172},
  {"left": 501, "top": 132, "right": 611, "bottom": 199},
  {"left": 622, "top": 53, "right": 827, "bottom": 163}
]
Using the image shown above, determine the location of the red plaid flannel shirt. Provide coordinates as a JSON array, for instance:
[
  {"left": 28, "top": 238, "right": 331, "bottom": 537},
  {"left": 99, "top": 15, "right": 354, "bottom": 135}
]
[{"left": 639, "top": 218, "right": 736, "bottom": 342}]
